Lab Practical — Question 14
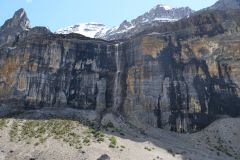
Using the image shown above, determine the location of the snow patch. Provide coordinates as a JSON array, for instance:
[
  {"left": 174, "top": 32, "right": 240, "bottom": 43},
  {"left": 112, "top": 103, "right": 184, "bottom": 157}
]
[
  {"left": 56, "top": 22, "right": 109, "bottom": 38},
  {"left": 154, "top": 4, "right": 172, "bottom": 10},
  {"left": 153, "top": 17, "right": 178, "bottom": 22}
]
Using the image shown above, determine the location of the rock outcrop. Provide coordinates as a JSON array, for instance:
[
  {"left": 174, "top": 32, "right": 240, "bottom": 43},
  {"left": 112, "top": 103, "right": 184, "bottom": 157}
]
[
  {"left": 0, "top": 8, "right": 30, "bottom": 46},
  {"left": 97, "top": 154, "right": 111, "bottom": 160},
  {"left": 208, "top": 0, "right": 240, "bottom": 10},
  {"left": 0, "top": 7, "right": 240, "bottom": 133}
]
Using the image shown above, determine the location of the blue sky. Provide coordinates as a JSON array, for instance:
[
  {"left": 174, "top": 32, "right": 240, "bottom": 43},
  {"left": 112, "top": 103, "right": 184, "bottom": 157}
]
[{"left": 1, "top": 0, "right": 218, "bottom": 32}]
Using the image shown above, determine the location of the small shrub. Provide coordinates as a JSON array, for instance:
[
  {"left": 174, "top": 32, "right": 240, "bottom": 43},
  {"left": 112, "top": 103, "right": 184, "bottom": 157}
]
[
  {"left": 93, "top": 131, "right": 104, "bottom": 139},
  {"left": 39, "top": 136, "right": 47, "bottom": 144},
  {"left": 97, "top": 137, "right": 104, "bottom": 143},
  {"left": 106, "top": 122, "right": 114, "bottom": 128},
  {"left": 83, "top": 137, "right": 90, "bottom": 144},
  {"left": 75, "top": 145, "right": 82, "bottom": 149},
  {"left": 9, "top": 121, "right": 19, "bottom": 142},
  {"left": 109, "top": 136, "right": 117, "bottom": 145},
  {"left": 120, "top": 145, "right": 125, "bottom": 148},
  {"left": 0, "top": 119, "right": 7, "bottom": 129},
  {"left": 109, "top": 136, "right": 117, "bottom": 148},
  {"left": 144, "top": 147, "right": 152, "bottom": 151},
  {"left": 109, "top": 143, "right": 116, "bottom": 148}
]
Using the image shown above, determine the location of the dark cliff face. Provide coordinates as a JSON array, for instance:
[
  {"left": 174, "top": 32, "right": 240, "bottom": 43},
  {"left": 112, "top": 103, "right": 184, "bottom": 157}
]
[
  {"left": 0, "top": 30, "right": 117, "bottom": 112},
  {"left": 0, "top": 8, "right": 240, "bottom": 133}
]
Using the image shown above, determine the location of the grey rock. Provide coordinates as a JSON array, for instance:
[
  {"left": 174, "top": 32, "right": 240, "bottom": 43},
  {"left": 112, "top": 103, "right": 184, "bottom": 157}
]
[
  {"left": 208, "top": 0, "right": 240, "bottom": 10},
  {"left": 97, "top": 154, "right": 110, "bottom": 160},
  {"left": 0, "top": 8, "right": 30, "bottom": 46}
]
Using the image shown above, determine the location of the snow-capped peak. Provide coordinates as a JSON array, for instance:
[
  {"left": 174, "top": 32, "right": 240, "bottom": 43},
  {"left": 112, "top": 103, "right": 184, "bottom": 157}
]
[
  {"left": 96, "top": 4, "right": 194, "bottom": 40},
  {"left": 55, "top": 4, "right": 194, "bottom": 40},
  {"left": 55, "top": 22, "right": 109, "bottom": 38}
]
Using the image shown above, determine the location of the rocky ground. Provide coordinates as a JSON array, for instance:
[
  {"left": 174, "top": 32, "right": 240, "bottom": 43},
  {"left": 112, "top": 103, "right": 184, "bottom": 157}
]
[{"left": 0, "top": 107, "right": 239, "bottom": 160}]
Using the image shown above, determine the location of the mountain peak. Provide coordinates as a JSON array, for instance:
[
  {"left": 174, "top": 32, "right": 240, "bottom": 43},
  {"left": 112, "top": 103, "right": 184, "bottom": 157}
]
[
  {"left": 1, "top": 8, "right": 30, "bottom": 30},
  {"left": 14, "top": 8, "right": 26, "bottom": 18},
  {"left": 0, "top": 8, "right": 30, "bottom": 46}
]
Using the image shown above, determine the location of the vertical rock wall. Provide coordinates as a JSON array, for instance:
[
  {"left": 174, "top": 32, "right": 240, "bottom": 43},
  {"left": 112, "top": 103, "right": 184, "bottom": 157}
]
[
  {"left": 0, "top": 33, "right": 117, "bottom": 113},
  {"left": 122, "top": 34, "right": 240, "bottom": 132}
]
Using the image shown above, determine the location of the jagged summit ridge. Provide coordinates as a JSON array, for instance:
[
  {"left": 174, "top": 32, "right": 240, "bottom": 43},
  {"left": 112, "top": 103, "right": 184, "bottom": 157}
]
[
  {"left": 95, "top": 5, "right": 194, "bottom": 40},
  {"left": 56, "top": 4, "right": 194, "bottom": 40}
]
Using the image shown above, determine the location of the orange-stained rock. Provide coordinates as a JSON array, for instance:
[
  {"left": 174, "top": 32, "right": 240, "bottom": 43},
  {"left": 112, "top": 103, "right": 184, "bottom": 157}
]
[{"left": 141, "top": 36, "right": 165, "bottom": 58}]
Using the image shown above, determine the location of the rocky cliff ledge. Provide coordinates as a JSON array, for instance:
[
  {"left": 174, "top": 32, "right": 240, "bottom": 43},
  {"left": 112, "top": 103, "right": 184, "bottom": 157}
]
[{"left": 0, "top": 8, "right": 239, "bottom": 133}]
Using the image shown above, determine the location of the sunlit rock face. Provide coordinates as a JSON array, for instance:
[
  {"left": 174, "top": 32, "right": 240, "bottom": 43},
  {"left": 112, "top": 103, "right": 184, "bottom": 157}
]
[
  {"left": 120, "top": 9, "right": 240, "bottom": 132},
  {"left": 122, "top": 33, "right": 240, "bottom": 133},
  {"left": 0, "top": 8, "right": 240, "bottom": 133}
]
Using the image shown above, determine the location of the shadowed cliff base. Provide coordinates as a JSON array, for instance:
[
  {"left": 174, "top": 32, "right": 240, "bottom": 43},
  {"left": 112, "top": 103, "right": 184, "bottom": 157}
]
[{"left": 0, "top": 106, "right": 239, "bottom": 160}]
